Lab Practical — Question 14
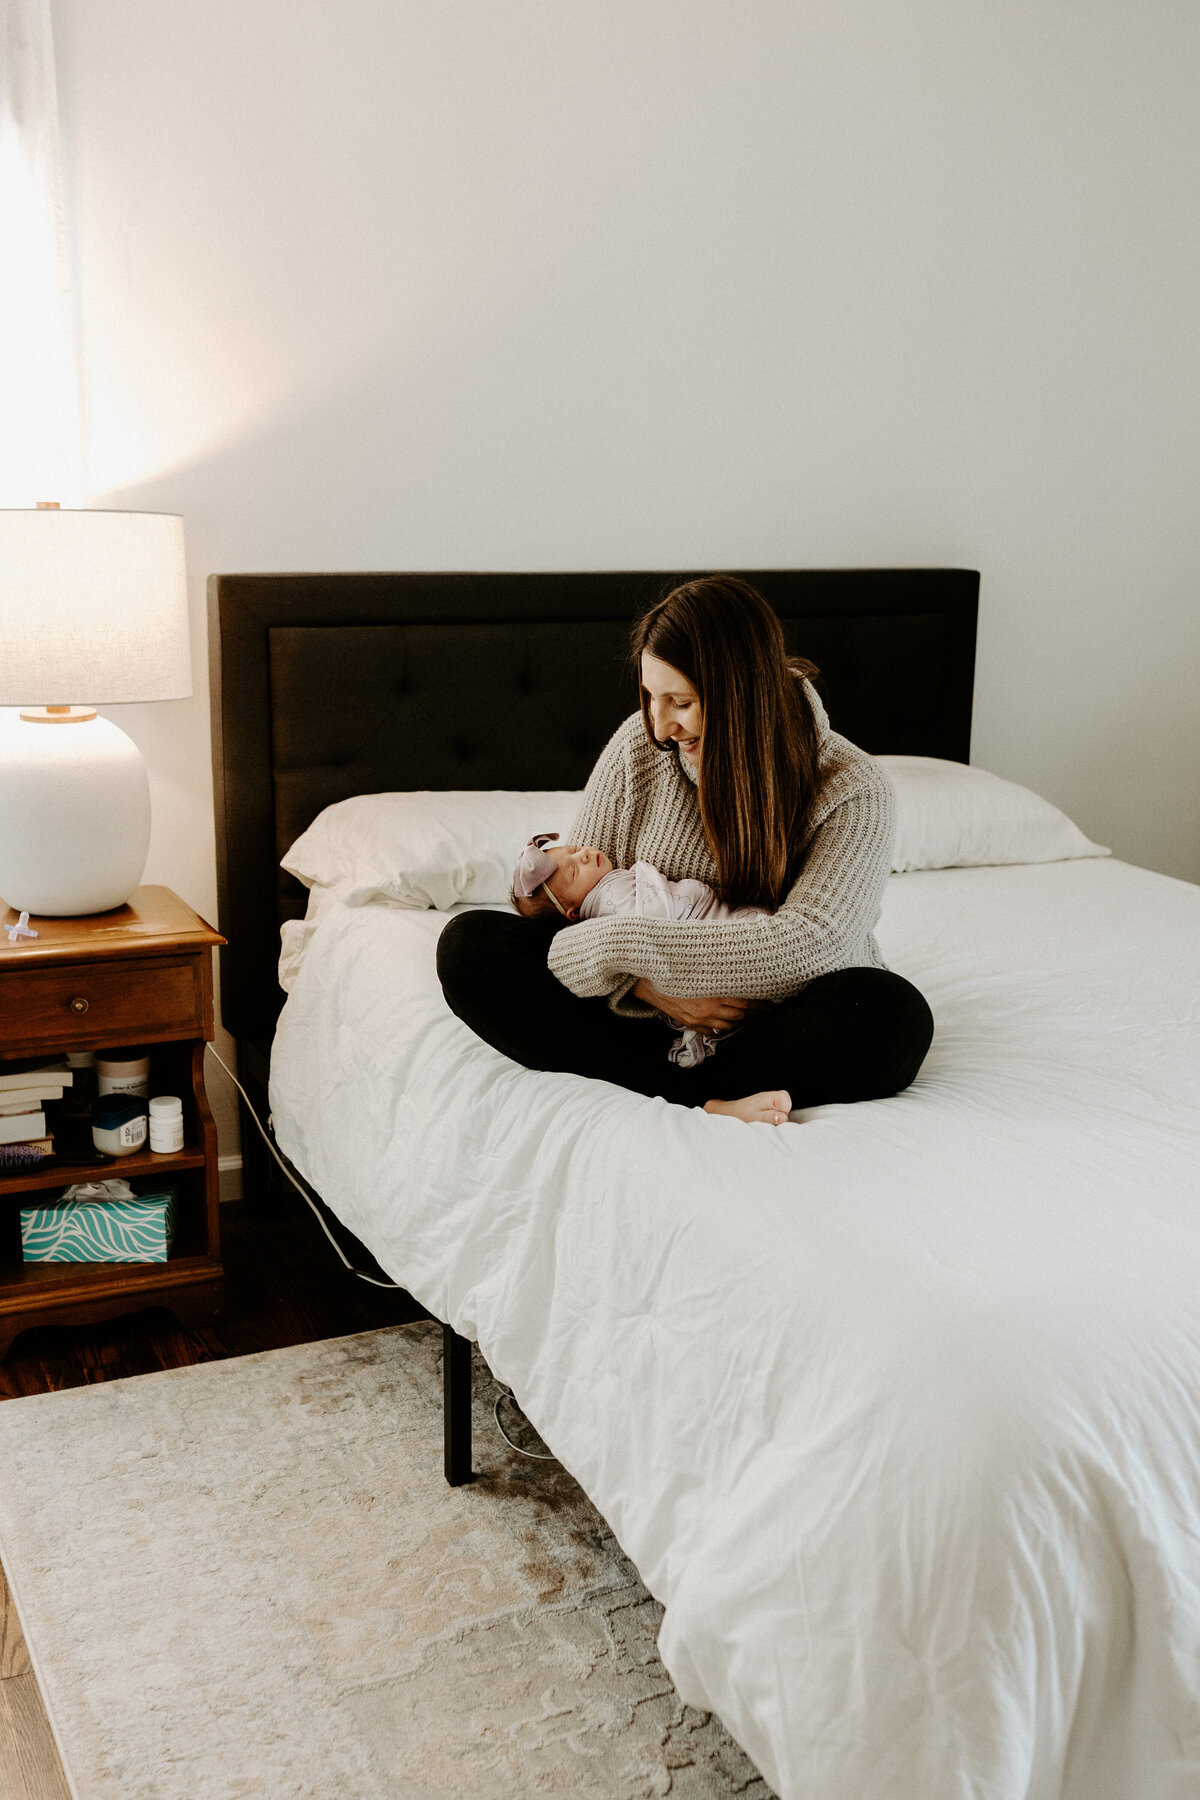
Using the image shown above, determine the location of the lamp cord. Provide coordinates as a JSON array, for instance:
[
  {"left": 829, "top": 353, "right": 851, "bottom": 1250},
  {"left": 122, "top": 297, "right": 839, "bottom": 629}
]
[
  {"left": 493, "top": 1387, "right": 557, "bottom": 1461},
  {"left": 202, "top": 1043, "right": 559, "bottom": 1465},
  {"left": 203, "top": 1042, "right": 403, "bottom": 1289}
]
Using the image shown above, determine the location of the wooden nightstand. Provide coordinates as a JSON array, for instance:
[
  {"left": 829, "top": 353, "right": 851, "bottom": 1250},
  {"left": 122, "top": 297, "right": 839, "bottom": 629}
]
[{"left": 0, "top": 886, "right": 225, "bottom": 1355}]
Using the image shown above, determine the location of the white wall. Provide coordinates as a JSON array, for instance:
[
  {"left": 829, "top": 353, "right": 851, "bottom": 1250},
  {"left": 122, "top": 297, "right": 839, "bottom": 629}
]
[{"left": 47, "top": 0, "right": 1200, "bottom": 1153}]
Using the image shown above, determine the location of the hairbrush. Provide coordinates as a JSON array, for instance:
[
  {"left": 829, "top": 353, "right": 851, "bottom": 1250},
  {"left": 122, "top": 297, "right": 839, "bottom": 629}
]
[{"left": 0, "top": 1143, "right": 53, "bottom": 1171}]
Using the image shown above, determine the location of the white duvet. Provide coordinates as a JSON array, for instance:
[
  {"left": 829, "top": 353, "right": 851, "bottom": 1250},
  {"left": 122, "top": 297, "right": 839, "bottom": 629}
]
[{"left": 270, "top": 858, "right": 1200, "bottom": 1800}]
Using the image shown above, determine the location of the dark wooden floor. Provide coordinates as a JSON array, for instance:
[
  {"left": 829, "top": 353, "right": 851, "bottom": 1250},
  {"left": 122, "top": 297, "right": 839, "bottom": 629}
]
[{"left": 0, "top": 1191, "right": 426, "bottom": 1797}]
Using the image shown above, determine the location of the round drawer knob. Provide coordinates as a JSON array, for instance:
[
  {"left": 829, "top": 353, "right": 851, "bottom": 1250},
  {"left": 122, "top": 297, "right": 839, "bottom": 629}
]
[{"left": 69, "top": 996, "right": 89, "bottom": 1015}]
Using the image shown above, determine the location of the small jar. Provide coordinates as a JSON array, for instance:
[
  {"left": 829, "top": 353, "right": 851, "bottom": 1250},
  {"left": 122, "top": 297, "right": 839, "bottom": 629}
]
[
  {"left": 97, "top": 1049, "right": 150, "bottom": 1100},
  {"left": 148, "top": 1095, "right": 184, "bottom": 1154},
  {"left": 92, "top": 1098, "right": 148, "bottom": 1158},
  {"left": 56, "top": 1050, "right": 98, "bottom": 1158},
  {"left": 65, "top": 1049, "right": 98, "bottom": 1108}
]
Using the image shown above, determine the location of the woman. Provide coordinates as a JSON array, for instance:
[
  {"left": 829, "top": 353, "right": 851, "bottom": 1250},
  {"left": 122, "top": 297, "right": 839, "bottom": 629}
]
[{"left": 437, "top": 575, "right": 934, "bottom": 1123}]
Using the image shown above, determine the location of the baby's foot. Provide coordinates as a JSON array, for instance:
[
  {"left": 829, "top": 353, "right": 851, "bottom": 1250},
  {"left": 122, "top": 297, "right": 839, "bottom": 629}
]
[{"left": 703, "top": 1089, "right": 793, "bottom": 1126}]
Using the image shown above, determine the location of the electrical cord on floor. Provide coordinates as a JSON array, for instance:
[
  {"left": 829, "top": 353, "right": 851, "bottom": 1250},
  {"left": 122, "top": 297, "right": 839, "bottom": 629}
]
[
  {"left": 204, "top": 1042, "right": 404, "bottom": 1289},
  {"left": 493, "top": 1386, "right": 557, "bottom": 1461},
  {"left": 206, "top": 1043, "right": 560, "bottom": 1465}
]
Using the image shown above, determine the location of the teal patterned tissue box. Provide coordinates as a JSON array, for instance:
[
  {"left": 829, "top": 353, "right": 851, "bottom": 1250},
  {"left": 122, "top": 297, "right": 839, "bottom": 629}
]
[{"left": 20, "top": 1190, "right": 177, "bottom": 1263}]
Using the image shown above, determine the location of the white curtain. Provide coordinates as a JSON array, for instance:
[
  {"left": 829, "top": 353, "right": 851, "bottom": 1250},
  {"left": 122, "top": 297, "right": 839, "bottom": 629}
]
[{"left": 0, "top": 0, "right": 81, "bottom": 505}]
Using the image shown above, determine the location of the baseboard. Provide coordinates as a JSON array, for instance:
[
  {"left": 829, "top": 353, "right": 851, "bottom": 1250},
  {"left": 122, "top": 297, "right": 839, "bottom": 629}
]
[{"left": 218, "top": 1154, "right": 243, "bottom": 1204}]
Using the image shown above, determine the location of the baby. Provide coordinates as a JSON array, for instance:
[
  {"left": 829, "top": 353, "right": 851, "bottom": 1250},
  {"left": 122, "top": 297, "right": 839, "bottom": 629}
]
[{"left": 511, "top": 833, "right": 767, "bottom": 1068}]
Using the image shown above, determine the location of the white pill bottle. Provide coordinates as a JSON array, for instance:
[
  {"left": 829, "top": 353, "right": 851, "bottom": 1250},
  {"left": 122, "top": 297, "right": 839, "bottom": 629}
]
[{"left": 148, "top": 1096, "right": 184, "bottom": 1154}]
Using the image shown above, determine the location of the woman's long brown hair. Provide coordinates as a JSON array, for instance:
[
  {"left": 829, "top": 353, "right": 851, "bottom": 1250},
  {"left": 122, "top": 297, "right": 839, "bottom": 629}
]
[{"left": 632, "top": 576, "right": 822, "bottom": 909}]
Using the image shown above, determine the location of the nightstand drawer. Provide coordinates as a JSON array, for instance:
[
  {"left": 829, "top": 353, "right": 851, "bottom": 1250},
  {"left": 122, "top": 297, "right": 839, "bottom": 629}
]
[{"left": 0, "top": 955, "right": 207, "bottom": 1051}]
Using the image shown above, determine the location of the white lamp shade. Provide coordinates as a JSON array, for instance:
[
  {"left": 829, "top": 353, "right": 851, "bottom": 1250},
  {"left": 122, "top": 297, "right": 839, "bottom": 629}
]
[{"left": 0, "top": 509, "right": 192, "bottom": 705}]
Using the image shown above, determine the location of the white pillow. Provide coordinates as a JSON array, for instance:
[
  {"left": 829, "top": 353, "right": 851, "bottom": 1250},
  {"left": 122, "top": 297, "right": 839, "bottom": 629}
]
[
  {"left": 280, "top": 762, "right": 1108, "bottom": 912},
  {"left": 879, "top": 756, "right": 1108, "bottom": 873},
  {"left": 281, "top": 789, "right": 582, "bottom": 910}
]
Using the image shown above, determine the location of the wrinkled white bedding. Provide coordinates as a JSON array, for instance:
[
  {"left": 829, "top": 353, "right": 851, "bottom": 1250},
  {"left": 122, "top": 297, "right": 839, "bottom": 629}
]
[{"left": 270, "top": 858, "right": 1200, "bottom": 1800}]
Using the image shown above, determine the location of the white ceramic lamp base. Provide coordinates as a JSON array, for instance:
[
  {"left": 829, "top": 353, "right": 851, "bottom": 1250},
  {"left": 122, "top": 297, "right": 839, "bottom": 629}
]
[{"left": 0, "top": 711, "right": 151, "bottom": 916}]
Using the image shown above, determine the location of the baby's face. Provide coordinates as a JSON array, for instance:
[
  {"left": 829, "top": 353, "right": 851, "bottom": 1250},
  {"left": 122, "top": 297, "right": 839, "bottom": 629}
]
[{"left": 546, "top": 844, "right": 613, "bottom": 912}]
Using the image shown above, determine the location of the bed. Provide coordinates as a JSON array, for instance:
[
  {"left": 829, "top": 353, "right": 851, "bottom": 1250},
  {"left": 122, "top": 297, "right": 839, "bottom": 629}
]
[{"left": 210, "top": 570, "right": 1200, "bottom": 1800}]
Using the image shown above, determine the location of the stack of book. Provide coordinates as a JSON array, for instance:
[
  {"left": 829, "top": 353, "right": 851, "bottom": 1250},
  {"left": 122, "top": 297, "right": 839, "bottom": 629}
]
[{"left": 0, "top": 1057, "right": 71, "bottom": 1170}]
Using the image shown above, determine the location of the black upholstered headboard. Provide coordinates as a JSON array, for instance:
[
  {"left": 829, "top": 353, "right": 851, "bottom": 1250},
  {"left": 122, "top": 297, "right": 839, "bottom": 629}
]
[{"left": 209, "top": 569, "right": 978, "bottom": 1049}]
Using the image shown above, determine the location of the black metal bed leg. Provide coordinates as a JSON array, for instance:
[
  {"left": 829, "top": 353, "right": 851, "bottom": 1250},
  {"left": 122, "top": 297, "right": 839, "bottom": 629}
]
[{"left": 443, "top": 1324, "right": 474, "bottom": 1486}]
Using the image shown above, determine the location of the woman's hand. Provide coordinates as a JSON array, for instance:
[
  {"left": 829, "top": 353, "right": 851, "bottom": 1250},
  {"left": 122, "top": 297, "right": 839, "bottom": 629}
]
[{"left": 632, "top": 977, "right": 760, "bottom": 1033}]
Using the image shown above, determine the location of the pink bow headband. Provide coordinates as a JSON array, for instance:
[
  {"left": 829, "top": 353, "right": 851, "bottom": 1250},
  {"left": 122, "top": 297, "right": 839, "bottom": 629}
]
[{"left": 512, "top": 832, "right": 560, "bottom": 899}]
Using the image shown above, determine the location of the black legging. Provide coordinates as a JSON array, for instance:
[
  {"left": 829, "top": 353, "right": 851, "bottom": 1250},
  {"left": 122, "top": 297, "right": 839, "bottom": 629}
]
[{"left": 436, "top": 911, "right": 934, "bottom": 1109}]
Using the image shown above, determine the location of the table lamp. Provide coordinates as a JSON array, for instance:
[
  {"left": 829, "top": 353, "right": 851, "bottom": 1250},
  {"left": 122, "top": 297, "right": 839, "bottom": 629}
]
[{"left": 0, "top": 506, "right": 192, "bottom": 916}]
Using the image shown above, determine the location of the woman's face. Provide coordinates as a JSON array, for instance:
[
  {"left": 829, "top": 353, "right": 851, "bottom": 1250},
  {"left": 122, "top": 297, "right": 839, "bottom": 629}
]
[{"left": 640, "top": 654, "right": 702, "bottom": 763}]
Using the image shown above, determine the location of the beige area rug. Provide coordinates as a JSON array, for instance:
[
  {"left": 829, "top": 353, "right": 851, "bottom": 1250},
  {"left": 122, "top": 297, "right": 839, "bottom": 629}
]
[{"left": 0, "top": 1324, "right": 774, "bottom": 1800}]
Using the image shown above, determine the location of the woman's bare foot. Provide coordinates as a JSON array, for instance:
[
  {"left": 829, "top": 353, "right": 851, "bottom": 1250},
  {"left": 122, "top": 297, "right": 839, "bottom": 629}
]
[{"left": 703, "top": 1089, "right": 793, "bottom": 1126}]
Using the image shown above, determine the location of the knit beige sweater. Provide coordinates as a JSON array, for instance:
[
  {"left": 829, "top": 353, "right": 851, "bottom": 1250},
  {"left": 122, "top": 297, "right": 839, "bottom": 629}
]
[{"left": 547, "top": 685, "right": 895, "bottom": 1015}]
